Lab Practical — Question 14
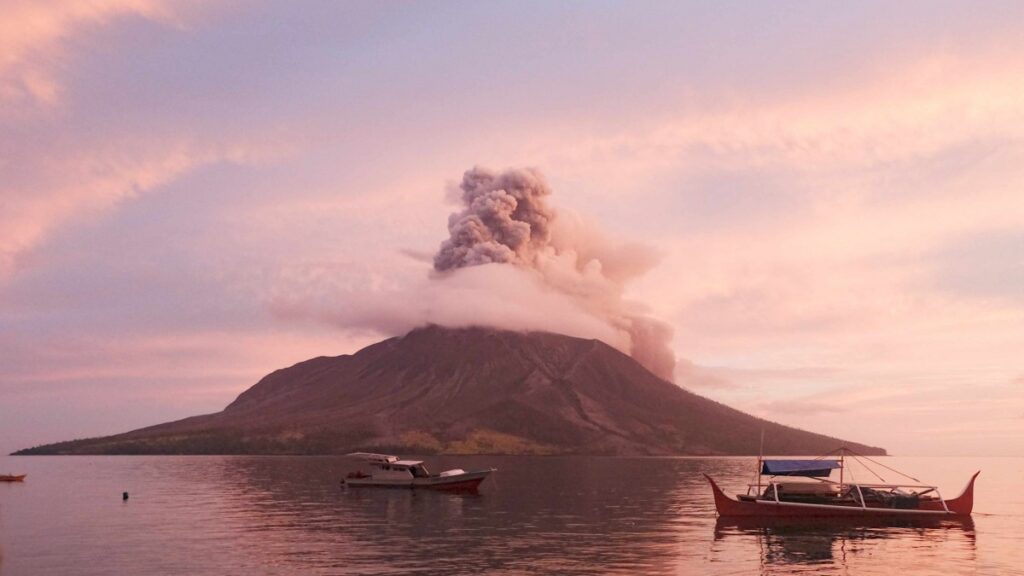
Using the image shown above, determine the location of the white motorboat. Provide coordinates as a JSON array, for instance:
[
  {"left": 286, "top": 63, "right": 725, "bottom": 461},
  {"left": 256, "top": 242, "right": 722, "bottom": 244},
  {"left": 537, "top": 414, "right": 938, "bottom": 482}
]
[{"left": 342, "top": 452, "right": 495, "bottom": 492}]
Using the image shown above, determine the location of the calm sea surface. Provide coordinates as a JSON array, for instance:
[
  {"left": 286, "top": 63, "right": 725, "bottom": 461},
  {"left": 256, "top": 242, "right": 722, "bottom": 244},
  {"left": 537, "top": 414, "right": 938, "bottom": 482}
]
[{"left": 0, "top": 455, "right": 1021, "bottom": 575}]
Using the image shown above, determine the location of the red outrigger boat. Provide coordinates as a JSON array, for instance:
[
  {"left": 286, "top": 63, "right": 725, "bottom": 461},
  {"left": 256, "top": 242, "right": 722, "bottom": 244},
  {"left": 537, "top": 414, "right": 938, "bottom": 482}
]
[
  {"left": 707, "top": 448, "right": 978, "bottom": 518},
  {"left": 0, "top": 474, "right": 26, "bottom": 482}
]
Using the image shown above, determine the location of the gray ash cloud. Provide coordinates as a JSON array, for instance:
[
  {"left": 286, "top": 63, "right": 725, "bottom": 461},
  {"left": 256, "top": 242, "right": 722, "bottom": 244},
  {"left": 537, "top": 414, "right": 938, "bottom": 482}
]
[{"left": 434, "top": 167, "right": 554, "bottom": 270}]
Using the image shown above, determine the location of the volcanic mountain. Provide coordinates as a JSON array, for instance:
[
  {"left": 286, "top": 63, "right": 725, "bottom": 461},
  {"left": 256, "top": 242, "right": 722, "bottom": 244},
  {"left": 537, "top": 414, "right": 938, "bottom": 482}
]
[{"left": 16, "top": 326, "right": 884, "bottom": 456}]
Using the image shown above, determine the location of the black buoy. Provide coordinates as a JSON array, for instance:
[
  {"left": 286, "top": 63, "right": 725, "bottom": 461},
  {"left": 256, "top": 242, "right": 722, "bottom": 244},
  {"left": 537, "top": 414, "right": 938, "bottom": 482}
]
[{"left": 123, "top": 491, "right": 129, "bottom": 501}]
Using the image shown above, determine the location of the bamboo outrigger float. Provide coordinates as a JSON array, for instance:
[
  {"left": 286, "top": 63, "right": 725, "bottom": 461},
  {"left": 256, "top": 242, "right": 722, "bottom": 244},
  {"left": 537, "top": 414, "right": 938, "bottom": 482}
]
[{"left": 706, "top": 446, "right": 979, "bottom": 518}]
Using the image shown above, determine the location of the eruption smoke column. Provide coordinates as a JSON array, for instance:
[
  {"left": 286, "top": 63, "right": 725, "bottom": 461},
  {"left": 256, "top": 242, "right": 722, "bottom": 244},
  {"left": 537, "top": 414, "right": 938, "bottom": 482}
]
[
  {"left": 433, "top": 166, "right": 677, "bottom": 381},
  {"left": 434, "top": 167, "right": 553, "bottom": 270}
]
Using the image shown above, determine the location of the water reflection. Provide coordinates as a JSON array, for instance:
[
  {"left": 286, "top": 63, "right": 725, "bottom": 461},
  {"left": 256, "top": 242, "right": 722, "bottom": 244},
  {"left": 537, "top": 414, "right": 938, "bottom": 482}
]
[
  {"left": 0, "top": 455, "right": 1015, "bottom": 575},
  {"left": 175, "top": 456, "right": 722, "bottom": 574},
  {"left": 713, "top": 516, "right": 976, "bottom": 574},
  {"left": 185, "top": 456, "right": 985, "bottom": 575}
]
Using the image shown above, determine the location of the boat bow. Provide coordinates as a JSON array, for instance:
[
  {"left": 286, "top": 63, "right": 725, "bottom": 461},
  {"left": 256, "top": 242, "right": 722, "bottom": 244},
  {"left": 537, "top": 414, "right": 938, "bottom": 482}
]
[
  {"left": 705, "top": 474, "right": 752, "bottom": 516},
  {"left": 938, "top": 471, "right": 979, "bottom": 516}
]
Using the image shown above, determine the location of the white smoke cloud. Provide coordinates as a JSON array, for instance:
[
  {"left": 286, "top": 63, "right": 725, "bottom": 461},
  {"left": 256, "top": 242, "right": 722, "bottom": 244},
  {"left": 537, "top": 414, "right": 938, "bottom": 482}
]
[
  {"left": 275, "top": 166, "right": 677, "bottom": 381},
  {"left": 274, "top": 263, "right": 630, "bottom": 351}
]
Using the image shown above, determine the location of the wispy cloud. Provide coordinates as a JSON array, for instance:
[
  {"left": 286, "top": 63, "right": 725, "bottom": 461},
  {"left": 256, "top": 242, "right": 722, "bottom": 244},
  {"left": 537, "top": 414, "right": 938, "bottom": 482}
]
[
  {"left": 1, "top": 138, "right": 289, "bottom": 280},
  {"left": 0, "top": 0, "right": 176, "bottom": 107}
]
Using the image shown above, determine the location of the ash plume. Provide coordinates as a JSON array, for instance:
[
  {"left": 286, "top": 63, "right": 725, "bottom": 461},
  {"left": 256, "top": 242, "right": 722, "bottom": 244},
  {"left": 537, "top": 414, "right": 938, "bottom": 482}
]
[
  {"left": 434, "top": 167, "right": 553, "bottom": 270},
  {"left": 432, "top": 166, "right": 676, "bottom": 381}
]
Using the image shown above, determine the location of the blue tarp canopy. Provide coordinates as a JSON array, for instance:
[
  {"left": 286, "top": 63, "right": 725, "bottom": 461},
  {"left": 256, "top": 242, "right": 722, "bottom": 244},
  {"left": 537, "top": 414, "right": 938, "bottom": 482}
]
[{"left": 761, "top": 459, "right": 841, "bottom": 477}]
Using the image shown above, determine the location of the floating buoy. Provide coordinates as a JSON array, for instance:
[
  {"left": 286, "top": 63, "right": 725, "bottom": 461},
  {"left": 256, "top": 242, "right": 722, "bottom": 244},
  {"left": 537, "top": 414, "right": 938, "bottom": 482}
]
[{"left": 123, "top": 491, "right": 129, "bottom": 501}]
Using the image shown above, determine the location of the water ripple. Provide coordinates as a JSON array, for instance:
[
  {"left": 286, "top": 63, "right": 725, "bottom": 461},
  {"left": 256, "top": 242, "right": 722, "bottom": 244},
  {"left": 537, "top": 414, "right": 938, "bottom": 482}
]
[{"left": 0, "top": 455, "right": 1020, "bottom": 575}]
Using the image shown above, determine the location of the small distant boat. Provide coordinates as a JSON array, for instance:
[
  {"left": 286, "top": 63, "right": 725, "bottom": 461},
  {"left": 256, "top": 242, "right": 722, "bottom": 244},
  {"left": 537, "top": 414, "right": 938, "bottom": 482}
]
[
  {"left": 706, "top": 447, "right": 978, "bottom": 518},
  {"left": 341, "top": 453, "right": 495, "bottom": 492},
  {"left": 0, "top": 474, "right": 26, "bottom": 482}
]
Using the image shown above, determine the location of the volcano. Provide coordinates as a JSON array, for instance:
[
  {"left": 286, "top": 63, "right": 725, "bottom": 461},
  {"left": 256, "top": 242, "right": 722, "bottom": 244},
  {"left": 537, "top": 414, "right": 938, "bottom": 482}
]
[{"left": 15, "top": 326, "right": 884, "bottom": 456}]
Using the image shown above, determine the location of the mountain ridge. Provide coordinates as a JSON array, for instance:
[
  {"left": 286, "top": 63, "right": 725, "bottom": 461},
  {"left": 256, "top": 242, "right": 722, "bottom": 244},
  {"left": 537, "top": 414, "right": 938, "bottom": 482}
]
[{"left": 14, "top": 325, "right": 885, "bottom": 456}]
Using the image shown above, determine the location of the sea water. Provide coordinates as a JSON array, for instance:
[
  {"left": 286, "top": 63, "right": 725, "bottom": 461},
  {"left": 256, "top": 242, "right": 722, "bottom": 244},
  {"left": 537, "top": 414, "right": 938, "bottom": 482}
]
[{"left": 0, "top": 455, "right": 1021, "bottom": 575}]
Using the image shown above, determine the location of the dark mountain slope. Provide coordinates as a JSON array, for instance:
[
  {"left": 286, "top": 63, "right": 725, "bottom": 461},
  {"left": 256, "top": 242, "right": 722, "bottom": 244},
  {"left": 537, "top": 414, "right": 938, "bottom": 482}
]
[{"left": 16, "top": 325, "right": 884, "bottom": 456}]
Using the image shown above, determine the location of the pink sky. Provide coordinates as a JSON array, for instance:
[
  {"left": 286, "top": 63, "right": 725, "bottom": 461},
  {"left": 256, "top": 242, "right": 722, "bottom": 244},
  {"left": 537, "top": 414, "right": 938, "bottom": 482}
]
[{"left": 1, "top": 1, "right": 1022, "bottom": 456}]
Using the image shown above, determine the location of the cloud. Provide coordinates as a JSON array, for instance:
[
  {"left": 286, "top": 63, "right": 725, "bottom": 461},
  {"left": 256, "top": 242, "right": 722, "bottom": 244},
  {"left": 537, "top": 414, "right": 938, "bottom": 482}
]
[
  {"left": 0, "top": 0, "right": 175, "bottom": 107},
  {"left": 558, "top": 50, "right": 1024, "bottom": 180},
  {"left": 0, "top": 138, "right": 286, "bottom": 280},
  {"left": 0, "top": 1, "right": 289, "bottom": 280},
  {"left": 272, "top": 262, "right": 630, "bottom": 350}
]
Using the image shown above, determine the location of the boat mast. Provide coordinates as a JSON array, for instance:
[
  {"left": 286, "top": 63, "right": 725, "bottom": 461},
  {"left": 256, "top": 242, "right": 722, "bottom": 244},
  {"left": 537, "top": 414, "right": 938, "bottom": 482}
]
[
  {"left": 756, "top": 428, "right": 764, "bottom": 494},
  {"left": 839, "top": 447, "right": 845, "bottom": 488}
]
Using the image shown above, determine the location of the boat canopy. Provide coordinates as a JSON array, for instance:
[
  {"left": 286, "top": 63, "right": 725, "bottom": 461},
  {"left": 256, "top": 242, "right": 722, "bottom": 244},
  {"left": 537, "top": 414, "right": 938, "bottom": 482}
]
[
  {"left": 393, "top": 460, "right": 425, "bottom": 467},
  {"left": 761, "top": 459, "right": 841, "bottom": 477},
  {"left": 346, "top": 452, "right": 399, "bottom": 464}
]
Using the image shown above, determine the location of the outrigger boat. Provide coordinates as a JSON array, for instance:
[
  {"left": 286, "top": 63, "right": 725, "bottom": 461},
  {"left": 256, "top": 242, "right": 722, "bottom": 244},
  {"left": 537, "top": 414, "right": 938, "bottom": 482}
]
[
  {"left": 0, "top": 474, "right": 26, "bottom": 482},
  {"left": 341, "top": 453, "right": 495, "bottom": 492},
  {"left": 706, "top": 447, "right": 979, "bottom": 518}
]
